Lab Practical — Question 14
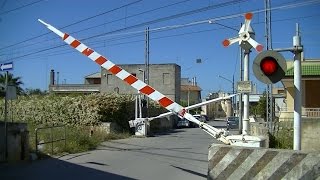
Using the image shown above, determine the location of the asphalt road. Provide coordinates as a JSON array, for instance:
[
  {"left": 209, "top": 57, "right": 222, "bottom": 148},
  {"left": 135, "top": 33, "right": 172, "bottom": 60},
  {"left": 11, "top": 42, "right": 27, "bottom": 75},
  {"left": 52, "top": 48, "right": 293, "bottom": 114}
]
[{"left": 1, "top": 120, "right": 238, "bottom": 180}]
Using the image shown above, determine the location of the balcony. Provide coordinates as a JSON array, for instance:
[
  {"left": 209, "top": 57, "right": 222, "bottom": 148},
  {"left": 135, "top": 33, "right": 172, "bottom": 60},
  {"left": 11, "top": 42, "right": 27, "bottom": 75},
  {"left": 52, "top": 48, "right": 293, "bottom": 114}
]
[
  {"left": 49, "top": 84, "right": 100, "bottom": 93},
  {"left": 279, "top": 107, "right": 320, "bottom": 121}
]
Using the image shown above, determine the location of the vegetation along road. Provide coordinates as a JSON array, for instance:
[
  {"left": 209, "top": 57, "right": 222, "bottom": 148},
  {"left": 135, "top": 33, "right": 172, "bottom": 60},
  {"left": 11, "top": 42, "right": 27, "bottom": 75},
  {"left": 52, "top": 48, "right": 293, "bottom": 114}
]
[{"left": 1, "top": 120, "right": 236, "bottom": 180}]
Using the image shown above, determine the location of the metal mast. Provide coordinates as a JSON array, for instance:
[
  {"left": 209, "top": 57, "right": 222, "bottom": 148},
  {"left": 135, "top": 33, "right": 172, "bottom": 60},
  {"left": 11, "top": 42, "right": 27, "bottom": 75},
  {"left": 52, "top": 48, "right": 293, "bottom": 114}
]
[
  {"left": 145, "top": 27, "right": 150, "bottom": 116},
  {"left": 265, "top": 0, "right": 273, "bottom": 132}
]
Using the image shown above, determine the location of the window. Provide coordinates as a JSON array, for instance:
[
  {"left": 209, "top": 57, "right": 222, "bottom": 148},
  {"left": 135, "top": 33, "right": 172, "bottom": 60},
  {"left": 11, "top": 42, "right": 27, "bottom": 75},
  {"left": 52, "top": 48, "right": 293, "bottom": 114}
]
[{"left": 93, "top": 78, "right": 101, "bottom": 84}]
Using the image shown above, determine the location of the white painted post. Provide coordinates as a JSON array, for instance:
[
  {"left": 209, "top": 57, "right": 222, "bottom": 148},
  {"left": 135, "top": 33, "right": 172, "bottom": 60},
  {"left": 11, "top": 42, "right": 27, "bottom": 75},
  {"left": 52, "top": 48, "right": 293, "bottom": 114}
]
[
  {"left": 135, "top": 96, "right": 138, "bottom": 120},
  {"left": 138, "top": 94, "right": 142, "bottom": 118},
  {"left": 293, "top": 23, "right": 302, "bottom": 150},
  {"left": 243, "top": 51, "right": 250, "bottom": 135}
]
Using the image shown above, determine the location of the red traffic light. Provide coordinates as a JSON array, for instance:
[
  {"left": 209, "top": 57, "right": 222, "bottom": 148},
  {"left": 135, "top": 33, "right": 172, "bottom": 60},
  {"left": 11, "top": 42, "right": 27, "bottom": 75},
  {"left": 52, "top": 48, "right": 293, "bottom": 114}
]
[
  {"left": 260, "top": 57, "right": 278, "bottom": 75},
  {"left": 253, "top": 50, "right": 287, "bottom": 84}
]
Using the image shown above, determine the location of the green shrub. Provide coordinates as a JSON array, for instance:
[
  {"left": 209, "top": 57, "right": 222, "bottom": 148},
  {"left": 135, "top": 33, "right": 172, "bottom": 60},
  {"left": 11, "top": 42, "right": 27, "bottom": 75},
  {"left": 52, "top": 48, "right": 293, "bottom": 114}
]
[
  {"left": 0, "top": 93, "right": 165, "bottom": 154},
  {"left": 1, "top": 93, "right": 166, "bottom": 130},
  {"left": 269, "top": 129, "right": 293, "bottom": 149}
]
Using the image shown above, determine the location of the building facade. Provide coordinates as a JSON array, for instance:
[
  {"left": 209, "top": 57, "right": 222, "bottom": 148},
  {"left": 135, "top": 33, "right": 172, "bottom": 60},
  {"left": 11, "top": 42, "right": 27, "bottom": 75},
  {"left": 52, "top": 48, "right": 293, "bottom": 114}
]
[
  {"left": 49, "top": 63, "right": 181, "bottom": 103},
  {"left": 100, "top": 64, "right": 181, "bottom": 102},
  {"left": 180, "top": 77, "right": 202, "bottom": 106},
  {"left": 280, "top": 60, "right": 320, "bottom": 120}
]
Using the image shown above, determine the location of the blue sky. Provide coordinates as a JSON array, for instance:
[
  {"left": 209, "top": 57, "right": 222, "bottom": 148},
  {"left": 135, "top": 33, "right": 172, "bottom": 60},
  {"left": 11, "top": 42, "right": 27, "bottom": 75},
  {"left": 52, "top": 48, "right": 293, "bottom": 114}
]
[{"left": 0, "top": 0, "right": 319, "bottom": 97}]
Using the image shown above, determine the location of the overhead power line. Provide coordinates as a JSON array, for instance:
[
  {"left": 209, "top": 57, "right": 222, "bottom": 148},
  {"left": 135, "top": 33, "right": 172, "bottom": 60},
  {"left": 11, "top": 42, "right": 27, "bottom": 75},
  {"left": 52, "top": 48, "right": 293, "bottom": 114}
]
[
  {"left": 10, "top": 11, "right": 320, "bottom": 61},
  {"left": 61, "top": 0, "right": 143, "bottom": 29},
  {"left": 82, "top": 0, "right": 247, "bottom": 41},
  {"left": 0, "top": 0, "right": 143, "bottom": 51},
  {"left": 23, "top": 12, "right": 320, "bottom": 60},
  {"left": 2, "top": 0, "right": 320, "bottom": 63},
  {"left": 0, "top": 0, "right": 194, "bottom": 53},
  {"left": 0, "top": 0, "right": 8, "bottom": 10},
  {"left": 0, "top": 0, "right": 241, "bottom": 52},
  {"left": 0, "top": 0, "right": 45, "bottom": 15}
]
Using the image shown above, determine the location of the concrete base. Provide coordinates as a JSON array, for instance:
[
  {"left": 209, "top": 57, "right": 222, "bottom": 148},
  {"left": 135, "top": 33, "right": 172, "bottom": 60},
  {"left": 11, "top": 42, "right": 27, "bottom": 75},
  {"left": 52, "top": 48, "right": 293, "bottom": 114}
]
[
  {"left": 227, "top": 135, "right": 267, "bottom": 148},
  {"left": 135, "top": 120, "right": 149, "bottom": 136},
  {"left": 208, "top": 144, "right": 320, "bottom": 179}
]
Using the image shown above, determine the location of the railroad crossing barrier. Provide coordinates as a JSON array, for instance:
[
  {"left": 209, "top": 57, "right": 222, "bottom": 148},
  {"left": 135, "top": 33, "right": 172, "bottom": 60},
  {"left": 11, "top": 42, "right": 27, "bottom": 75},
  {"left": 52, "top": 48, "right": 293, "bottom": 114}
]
[{"left": 208, "top": 144, "right": 320, "bottom": 179}]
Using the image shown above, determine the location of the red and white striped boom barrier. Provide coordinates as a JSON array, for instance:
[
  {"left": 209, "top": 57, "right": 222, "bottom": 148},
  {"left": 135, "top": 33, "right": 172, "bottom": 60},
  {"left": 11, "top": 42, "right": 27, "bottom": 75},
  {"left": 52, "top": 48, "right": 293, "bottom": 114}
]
[{"left": 38, "top": 19, "right": 234, "bottom": 144}]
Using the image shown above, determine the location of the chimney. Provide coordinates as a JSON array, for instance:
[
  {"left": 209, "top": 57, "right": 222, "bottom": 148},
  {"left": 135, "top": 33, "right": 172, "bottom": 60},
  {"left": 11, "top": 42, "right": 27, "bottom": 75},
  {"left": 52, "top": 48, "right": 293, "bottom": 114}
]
[{"left": 50, "top": 69, "right": 55, "bottom": 85}]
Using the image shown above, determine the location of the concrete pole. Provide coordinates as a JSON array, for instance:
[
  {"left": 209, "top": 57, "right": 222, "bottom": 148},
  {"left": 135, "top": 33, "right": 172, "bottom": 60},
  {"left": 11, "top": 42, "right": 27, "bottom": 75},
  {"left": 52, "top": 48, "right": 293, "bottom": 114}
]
[
  {"left": 138, "top": 94, "right": 142, "bottom": 118},
  {"left": 293, "top": 23, "right": 302, "bottom": 150},
  {"left": 144, "top": 27, "right": 150, "bottom": 116},
  {"left": 243, "top": 50, "right": 250, "bottom": 135},
  {"left": 187, "top": 87, "right": 190, "bottom": 106},
  {"left": 4, "top": 71, "right": 8, "bottom": 159},
  {"left": 57, "top": 72, "right": 59, "bottom": 85},
  {"left": 232, "top": 75, "right": 235, "bottom": 116},
  {"left": 135, "top": 96, "right": 138, "bottom": 120},
  {"left": 239, "top": 41, "right": 243, "bottom": 134}
]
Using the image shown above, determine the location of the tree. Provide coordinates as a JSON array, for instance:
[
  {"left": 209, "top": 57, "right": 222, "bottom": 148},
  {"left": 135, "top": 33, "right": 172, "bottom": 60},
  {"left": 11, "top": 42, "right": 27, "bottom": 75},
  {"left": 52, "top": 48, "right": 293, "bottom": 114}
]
[
  {"left": 250, "top": 92, "right": 267, "bottom": 119},
  {"left": 24, "top": 88, "right": 47, "bottom": 95},
  {"left": 0, "top": 73, "right": 24, "bottom": 97}
]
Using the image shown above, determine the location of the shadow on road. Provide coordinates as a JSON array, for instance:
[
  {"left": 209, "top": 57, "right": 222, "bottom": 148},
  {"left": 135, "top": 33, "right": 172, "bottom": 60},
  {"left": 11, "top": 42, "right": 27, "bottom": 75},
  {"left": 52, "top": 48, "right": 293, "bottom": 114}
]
[
  {"left": 0, "top": 158, "right": 135, "bottom": 180},
  {"left": 100, "top": 141, "right": 208, "bottom": 156},
  {"left": 149, "top": 129, "right": 186, "bottom": 136},
  {"left": 170, "top": 165, "right": 207, "bottom": 178},
  {"left": 212, "top": 125, "right": 227, "bottom": 129},
  {"left": 97, "top": 144, "right": 207, "bottom": 163}
]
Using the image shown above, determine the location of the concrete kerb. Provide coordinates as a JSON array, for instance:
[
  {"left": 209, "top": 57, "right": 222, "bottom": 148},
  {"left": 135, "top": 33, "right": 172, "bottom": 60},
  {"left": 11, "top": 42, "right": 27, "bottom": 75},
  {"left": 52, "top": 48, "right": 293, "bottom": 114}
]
[{"left": 208, "top": 144, "right": 320, "bottom": 179}]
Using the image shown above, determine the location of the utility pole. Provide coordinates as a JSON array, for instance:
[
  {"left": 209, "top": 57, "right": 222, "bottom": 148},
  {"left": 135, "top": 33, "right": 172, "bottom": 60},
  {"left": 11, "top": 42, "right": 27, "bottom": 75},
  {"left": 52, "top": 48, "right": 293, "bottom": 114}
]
[
  {"left": 293, "top": 23, "right": 302, "bottom": 150},
  {"left": 57, "top": 71, "right": 60, "bottom": 85},
  {"left": 267, "top": 24, "right": 303, "bottom": 150},
  {"left": 265, "top": 0, "right": 274, "bottom": 132},
  {"left": 242, "top": 50, "right": 250, "bottom": 135},
  {"left": 239, "top": 44, "right": 243, "bottom": 134},
  {"left": 4, "top": 71, "right": 8, "bottom": 159},
  {"left": 145, "top": 27, "right": 150, "bottom": 116}
]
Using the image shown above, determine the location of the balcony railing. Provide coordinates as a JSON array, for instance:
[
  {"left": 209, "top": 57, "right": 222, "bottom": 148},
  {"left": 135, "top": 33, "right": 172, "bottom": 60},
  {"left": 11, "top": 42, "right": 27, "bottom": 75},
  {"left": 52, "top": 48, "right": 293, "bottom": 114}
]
[
  {"left": 279, "top": 107, "right": 320, "bottom": 118},
  {"left": 304, "top": 108, "right": 320, "bottom": 117}
]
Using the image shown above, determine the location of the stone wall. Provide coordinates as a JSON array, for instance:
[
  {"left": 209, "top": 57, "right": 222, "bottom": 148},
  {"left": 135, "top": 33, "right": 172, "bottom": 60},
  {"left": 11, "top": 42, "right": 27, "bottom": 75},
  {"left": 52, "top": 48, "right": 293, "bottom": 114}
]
[
  {"left": 301, "top": 118, "right": 320, "bottom": 152},
  {"left": 250, "top": 118, "right": 320, "bottom": 152},
  {"left": 150, "top": 116, "right": 175, "bottom": 133},
  {"left": 0, "top": 122, "right": 29, "bottom": 162},
  {"left": 250, "top": 122, "right": 269, "bottom": 148}
]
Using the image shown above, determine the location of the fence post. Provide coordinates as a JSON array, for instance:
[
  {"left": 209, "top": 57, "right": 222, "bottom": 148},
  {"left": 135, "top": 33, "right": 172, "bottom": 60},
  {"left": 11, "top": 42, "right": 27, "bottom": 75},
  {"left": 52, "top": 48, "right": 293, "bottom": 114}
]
[
  {"left": 35, "top": 128, "right": 38, "bottom": 153},
  {"left": 64, "top": 126, "right": 66, "bottom": 151},
  {"left": 51, "top": 127, "right": 53, "bottom": 155}
]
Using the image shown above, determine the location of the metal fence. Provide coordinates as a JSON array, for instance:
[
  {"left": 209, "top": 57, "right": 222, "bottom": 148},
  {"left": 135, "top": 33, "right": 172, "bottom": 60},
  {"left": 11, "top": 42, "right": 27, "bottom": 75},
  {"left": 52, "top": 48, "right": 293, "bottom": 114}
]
[{"left": 35, "top": 125, "right": 66, "bottom": 155}]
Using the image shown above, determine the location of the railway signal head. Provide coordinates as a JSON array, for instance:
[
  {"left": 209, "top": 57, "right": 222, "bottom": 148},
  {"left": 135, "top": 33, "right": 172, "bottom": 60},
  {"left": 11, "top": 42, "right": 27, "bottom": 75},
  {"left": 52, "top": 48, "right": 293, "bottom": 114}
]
[
  {"left": 222, "top": 12, "right": 263, "bottom": 52},
  {"left": 253, "top": 50, "right": 287, "bottom": 84}
]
